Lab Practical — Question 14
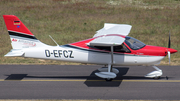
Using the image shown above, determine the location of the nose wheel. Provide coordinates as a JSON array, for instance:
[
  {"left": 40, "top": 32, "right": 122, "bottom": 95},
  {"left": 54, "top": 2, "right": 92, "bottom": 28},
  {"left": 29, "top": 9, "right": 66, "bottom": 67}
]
[{"left": 145, "top": 66, "right": 163, "bottom": 79}]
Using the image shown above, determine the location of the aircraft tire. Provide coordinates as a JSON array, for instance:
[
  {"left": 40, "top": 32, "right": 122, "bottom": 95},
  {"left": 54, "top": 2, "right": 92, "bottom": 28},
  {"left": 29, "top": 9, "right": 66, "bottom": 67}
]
[
  {"left": 105, "top": 78, "right": 113, "bottom": 81},
  {"left": 153, "top": 76, "right": 160, "bottom": 79}
]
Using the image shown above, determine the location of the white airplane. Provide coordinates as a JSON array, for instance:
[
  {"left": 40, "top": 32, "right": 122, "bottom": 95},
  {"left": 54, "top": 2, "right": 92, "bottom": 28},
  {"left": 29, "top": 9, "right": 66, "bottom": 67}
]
[{"left": 3, "top": 15, "right": 177, "bottom": 81}]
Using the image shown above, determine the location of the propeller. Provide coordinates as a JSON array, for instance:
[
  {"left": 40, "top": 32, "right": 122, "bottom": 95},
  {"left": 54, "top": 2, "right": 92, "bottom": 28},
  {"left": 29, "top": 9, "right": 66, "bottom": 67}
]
[
  {"left": 168, "top": 31, "right": 171, "bottom": 64},
  {"left": 168, "top": 31, "right": 171, "bottom": 48},
  {"left": 168, "top": 51, "right": 170, "bottom": 64}
]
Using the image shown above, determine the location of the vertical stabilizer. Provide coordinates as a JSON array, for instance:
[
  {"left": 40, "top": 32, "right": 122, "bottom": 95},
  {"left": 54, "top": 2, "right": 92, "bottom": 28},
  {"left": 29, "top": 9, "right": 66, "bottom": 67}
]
[{"left": 3, "top": 15, "right": 46, "bottom": 49}]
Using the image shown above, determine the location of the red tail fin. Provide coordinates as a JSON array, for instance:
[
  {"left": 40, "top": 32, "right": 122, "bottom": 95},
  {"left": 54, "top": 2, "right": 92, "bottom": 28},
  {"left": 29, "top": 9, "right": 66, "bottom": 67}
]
[
  {"left": 3, "top": 15, "right": 33, "bottom": 36},
  {"left": 3, "top": 15, "right": 48, "bottom": 49}
]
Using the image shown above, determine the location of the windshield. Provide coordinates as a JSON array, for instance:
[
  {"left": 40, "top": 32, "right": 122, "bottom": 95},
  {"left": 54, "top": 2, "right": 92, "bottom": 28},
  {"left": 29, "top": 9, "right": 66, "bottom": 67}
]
[{"left": 125, "top": 36, "right": 146, "bottom": 50}]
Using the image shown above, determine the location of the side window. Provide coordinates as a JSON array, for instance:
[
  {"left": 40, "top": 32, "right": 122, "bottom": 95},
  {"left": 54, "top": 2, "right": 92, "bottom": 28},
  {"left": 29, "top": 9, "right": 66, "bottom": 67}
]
[
  {"left": 92, "top": 46, "right": 111, "bottom": 51},
  {"left": 114, "top": 44, "right": 131, "bottom": 53},
  {"left": 89, "top": 43, "right": 130, "bottom": 53}
]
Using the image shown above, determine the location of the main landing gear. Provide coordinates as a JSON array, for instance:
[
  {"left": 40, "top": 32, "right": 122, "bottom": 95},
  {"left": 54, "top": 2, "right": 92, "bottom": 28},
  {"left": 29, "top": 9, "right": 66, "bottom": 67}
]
[
  {"left": 95, "top": 64, "right": 119, "bottom": 81},
  {"left": 95, "top": 46, "right": 118, "bottom": 81},
  {"left": 145, "top": 66, "right": 163, "bottom": 79}
]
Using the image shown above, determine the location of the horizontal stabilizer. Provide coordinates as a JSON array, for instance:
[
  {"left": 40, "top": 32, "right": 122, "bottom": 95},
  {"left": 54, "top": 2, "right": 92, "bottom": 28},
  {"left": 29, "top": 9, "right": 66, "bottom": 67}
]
[{"left": 5, "top": 49, "right": 24, "bottom": 57}]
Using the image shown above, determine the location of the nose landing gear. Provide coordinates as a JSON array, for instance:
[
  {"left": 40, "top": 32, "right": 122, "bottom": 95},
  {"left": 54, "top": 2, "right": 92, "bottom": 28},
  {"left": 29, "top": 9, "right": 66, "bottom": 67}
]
[{"left": 145, "top": 66, "right": 163, "bottom": 79}]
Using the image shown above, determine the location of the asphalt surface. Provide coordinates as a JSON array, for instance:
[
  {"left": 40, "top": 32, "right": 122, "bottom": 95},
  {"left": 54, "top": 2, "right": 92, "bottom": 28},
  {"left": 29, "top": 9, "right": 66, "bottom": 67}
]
[{"left": 0, "top": 65, "right": 180, "bottom": 100}]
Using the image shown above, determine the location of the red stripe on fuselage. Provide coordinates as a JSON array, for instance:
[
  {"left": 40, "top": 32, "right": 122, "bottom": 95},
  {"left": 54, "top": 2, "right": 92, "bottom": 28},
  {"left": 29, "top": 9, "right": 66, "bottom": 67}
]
[{"left": 70, "top": 38, "right": 95, "bottom": 49}]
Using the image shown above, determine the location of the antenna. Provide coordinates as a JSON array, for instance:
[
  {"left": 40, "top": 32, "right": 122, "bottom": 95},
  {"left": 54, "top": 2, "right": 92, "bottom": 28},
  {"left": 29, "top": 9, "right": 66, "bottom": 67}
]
[{"left": 49, "top": 35, "right": 59, "bottom": 46}]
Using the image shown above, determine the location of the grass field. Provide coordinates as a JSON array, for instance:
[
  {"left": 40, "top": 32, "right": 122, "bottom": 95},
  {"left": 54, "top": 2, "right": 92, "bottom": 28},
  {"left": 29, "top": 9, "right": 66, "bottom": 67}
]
[{"left": 0, "top": 0, "right": 180, "bottom": 65}]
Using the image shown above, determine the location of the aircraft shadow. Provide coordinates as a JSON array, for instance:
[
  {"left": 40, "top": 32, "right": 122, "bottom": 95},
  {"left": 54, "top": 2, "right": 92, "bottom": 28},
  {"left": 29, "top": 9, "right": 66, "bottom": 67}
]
[
  {"left": 4, "top": 67, "right": 170, "bottom": 87},
  {"left": 84, "top": 67, "right": 129, "bottom": 87}
]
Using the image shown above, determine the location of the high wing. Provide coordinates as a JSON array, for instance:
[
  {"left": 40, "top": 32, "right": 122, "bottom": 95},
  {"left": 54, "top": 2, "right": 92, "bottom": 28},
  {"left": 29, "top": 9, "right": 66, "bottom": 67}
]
[{"left": 88, "top": 23, "right": 132, "bottom": 46}]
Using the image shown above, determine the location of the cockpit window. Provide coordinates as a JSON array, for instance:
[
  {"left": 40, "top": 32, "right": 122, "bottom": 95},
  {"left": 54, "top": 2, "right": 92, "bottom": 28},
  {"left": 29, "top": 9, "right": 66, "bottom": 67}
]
[{"left": 125, "top": 36, "right": 146, "bottom": 50}]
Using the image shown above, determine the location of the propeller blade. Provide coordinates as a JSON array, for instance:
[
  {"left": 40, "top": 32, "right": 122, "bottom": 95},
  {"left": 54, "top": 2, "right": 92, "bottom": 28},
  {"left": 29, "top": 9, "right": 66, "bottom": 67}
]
[
  {"left": 168, "top": 31, "right": 171, "bottom": 48},
  {"left": 168, "top": 51, "right": 170, "bottom": 64}
]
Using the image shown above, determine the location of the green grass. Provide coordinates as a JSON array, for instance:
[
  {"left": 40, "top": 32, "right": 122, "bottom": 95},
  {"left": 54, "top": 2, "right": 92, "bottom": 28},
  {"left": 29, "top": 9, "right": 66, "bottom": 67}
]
[{"left": 0, "top": 0, "right": 180, "bottom": 65}]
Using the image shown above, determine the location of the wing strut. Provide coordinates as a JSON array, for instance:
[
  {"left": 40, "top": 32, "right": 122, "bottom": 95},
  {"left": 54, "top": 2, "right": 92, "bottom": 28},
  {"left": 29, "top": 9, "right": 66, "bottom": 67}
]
[
  {"left": 108, "top": 46, "right": 114, "bottom": 72},
  {"left": 110, "top": 46, "right": 114, "bottom": 65}
]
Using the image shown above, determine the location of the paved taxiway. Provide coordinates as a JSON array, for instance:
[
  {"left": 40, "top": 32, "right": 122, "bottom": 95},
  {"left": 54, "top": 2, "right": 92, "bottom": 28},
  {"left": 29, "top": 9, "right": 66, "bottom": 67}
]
[{"left": 0, "top": 65, "right": 180, "bottom": 100}]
